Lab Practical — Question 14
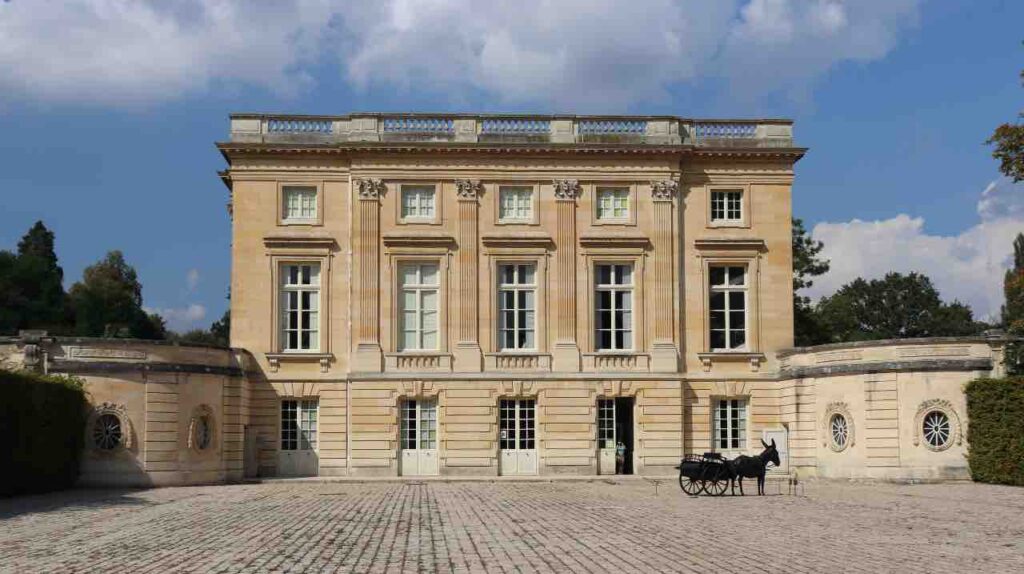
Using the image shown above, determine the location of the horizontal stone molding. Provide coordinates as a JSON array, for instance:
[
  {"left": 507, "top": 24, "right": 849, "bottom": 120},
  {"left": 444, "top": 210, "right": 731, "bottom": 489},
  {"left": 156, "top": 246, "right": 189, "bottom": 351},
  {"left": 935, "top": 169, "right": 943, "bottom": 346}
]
[
  {"left": 781, "top": 358, "right": 993, "bottom": 380},
  {"left": 484, "top": 353, "right": 552, "bottom": 371},
  {"left": 50, "top": 360, "right": 245, "bottom": 378}
]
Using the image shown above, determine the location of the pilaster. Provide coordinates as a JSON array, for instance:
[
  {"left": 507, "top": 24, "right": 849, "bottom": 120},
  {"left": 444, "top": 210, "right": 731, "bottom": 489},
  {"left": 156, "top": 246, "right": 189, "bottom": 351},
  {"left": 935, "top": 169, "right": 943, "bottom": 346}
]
[
  {"left": 650, "top": 180, "right": 680, "bottom": 372},
  {"left": 552, "top": 179, "right": 581, "bottom": 371},
  {"left": 454, "top": 179, "right": 483, "bottom": 371},
  {"left": 353, "top": 178, "right": 385, "bottom": 372}
]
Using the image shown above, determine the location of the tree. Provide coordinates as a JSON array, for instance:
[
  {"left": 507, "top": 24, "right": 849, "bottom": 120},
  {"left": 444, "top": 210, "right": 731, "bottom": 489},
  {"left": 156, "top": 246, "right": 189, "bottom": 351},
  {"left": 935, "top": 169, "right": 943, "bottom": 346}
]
[
  {"left": 988, "top": 64, "right": 1024, "bottom": 182},
  {"left": 0, "top": 221, "right": 70, "bottom": 334},
  {"left": 210, "top": 309, "right": 230, "bottom": 346},
  {"left": 1002, "top": 233, "right": 1024, "bottom": 374},
  {"left": 67, "top": 251, "right": 166, "bottom": 339},
  {"left": 792, "top": 218, "right": 831, "bottom": 346},
  {"left": 816, "top": 272, "right": 980, "bottom": 342}
]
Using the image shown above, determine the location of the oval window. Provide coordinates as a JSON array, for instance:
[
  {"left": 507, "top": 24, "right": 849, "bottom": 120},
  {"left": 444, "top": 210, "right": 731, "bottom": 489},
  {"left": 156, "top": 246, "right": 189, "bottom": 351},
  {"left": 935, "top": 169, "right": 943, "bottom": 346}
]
[
  {"left": 93, "top": 413, "right": 123, "bottom": 450},
  {"left": 922, "top": 411, "right": 951, "bottom": 449},
  {"left": 830, "top": 413, "right": 849, "bottom": 451}
]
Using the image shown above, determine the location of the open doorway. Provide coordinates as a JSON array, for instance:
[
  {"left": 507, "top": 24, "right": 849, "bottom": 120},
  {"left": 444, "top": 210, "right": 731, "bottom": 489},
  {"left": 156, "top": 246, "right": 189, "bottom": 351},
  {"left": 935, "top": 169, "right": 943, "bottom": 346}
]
[{"left": 615, "top": 397, "right": 634, "bottom": 475}]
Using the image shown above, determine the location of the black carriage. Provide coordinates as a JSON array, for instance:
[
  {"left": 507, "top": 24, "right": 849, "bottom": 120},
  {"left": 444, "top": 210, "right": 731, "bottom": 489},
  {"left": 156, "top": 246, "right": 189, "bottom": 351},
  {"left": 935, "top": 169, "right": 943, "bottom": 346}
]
[{"left": 675, "top": 452, "right": 733, "bottom": 496}]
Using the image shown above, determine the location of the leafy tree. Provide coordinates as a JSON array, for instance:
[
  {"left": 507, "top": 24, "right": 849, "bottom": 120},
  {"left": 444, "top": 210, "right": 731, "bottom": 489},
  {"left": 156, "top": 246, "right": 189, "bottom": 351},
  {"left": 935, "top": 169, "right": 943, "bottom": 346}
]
[
  {"left": 210, "top": 309, "right": 230, "bottom": 346},
  {"left": 816, "top": 272, "right": 980, "bottom": 342},
  {"left": 0, "top": 222, "right": 70, "bottom": 334},
  {"left": 171, "top": 310, "right": 230, "bottom": 346},
  {"left": 792, "top": 218, "right": 831, "bottom": 346},
  {"left": 67, "top": 251, "right": 166, "bottom": 339},
  {"left": 988, "top": 63, "right": 1024, "bottom": 182},
  {"left": 1002, "top": 233, "right": 1024, "bottom": 374}
]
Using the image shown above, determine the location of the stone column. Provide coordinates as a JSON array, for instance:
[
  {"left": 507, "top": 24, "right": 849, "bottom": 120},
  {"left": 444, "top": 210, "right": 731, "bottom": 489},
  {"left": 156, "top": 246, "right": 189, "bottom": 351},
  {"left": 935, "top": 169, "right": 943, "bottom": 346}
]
[
  {"left": 552, "top": 179, "right": 581, "bottom": 371},
  {"left": 650, "top": 180, "right": 680, "bottom": 372},
  {"left": 353, "top": 178, "right": 385, "bottom": 372},
  {"left": 454, "top": 179, "right": 483, "bottom": 371}
]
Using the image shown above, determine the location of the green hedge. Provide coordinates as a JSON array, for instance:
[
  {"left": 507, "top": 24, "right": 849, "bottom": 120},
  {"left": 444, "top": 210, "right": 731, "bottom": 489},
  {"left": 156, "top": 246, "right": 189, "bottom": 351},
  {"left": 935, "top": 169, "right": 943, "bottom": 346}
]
[
  {"left": 965, "top": 377, "right": 1024, "bottom": 486},
  {"left": 0, "top": 369, "right": 88, "bottom": 496}
]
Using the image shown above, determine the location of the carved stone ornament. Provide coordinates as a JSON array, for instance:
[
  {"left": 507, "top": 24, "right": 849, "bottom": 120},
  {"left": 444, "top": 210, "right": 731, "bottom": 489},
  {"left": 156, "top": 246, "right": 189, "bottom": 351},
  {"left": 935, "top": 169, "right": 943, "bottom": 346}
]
[
  {"left": 355, "top": 178, "right": 386, "bottom": 199},
  {"left": 553, "top": 179, "right": 581, "bottom": 200},
  {"left": 188, "top": 404, "right": 216, "bottom": 451},
  {"left": 821, "top": 401, "right": 855, "bottom": 452},
  {"left": 913, "top": 398, "right": 962, "bottom": 451},
  {"left": 650, "top": 179, "right": 679, "bottom": 201},
  {"left": 87, "top": 402, "right": 133, "bottom": 452},
  {"left": 455, "top": 179, "right": 483, "bottom": 199}
]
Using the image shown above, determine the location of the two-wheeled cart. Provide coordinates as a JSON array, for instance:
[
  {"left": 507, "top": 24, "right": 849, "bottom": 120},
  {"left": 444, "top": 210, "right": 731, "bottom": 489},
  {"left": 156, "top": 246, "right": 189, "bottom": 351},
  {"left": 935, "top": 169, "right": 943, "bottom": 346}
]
[{"left": 675, "top": 452, "right": 733, "bottom": 496}]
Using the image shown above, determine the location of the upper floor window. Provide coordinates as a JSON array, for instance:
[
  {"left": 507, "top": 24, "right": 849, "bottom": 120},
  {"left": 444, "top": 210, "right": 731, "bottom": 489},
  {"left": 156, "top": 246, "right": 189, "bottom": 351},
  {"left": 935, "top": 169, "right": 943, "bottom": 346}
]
[
  {"left": 399, "top": 263, "right": 439, "bottom": 351},
  {"left": 713, "top": 398, "right": 747, "bottom": 451},
  {"left": 281, "top": 264, "right": 320, "bottom": 352},
  {"left": 596, "top": 188, "right": 630, "bottom": 220},
  {"left": 595, "top": 264, "right": 633, "bottom": 351},
  {"left": 498, "top": 264, "right": 536, "bottom": 350},
  {"left": 283, "top": 186, "right": 317, "bottom": 222},
  {"left": 401, "top": 185, "right": 436, "bottom": 220},
  {"left": 499, "top": 186, "right": 533, "bottom": 221},
  {"left": 710, "top": 190, "right": 743, "bottom": 223},
  {"left": 709, "top": 265, "right": 746, "bottom": 351}
]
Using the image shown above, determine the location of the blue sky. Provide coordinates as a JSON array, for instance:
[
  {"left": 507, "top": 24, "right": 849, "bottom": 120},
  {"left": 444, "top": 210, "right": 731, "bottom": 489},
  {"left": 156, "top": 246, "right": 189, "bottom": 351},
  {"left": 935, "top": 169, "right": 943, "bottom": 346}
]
[{"left": 1, "top": 0, "right": 1022, "bottom": 330}]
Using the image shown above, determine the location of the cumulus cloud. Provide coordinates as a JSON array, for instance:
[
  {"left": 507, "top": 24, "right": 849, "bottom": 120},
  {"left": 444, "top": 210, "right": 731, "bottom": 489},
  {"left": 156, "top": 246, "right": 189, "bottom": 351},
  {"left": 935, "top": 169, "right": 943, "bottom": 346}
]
[
  {"left": 0, "top": 0, "right": 921, "bottom": 108},
  {"left": 147, "top": 303, "right": 207, "bottom": 332},
  {"left": 806, "top": 177, "right": 1024, "bottom": 321}
]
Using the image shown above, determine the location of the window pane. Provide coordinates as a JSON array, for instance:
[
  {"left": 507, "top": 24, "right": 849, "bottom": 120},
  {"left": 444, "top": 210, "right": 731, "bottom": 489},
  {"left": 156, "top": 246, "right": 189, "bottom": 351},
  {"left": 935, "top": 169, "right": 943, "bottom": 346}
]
[
  {"left": 710, "top": 267, "right": 726, "bottom": 287},
  {"left": 729, "top": 291, "right": 745, "bottom": 310},
  {"left": 729, "top": 267, "right": 745, "bottom": 286},
  {"left": 401, "top": 265, "right": 419, "bottom": 286},
  {"left": 421, "top": 264, "right": 439, "bottom": 285},
  {"left": 597, "top": 265, "right": 612, "bottom": 285},
  {"left": 710, "top": 331, "right": 726, "bottom": 350}
]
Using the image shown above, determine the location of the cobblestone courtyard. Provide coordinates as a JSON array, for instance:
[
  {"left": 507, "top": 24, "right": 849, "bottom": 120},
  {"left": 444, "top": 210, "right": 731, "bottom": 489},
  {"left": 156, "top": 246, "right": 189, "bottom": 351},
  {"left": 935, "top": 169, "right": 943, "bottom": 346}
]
[{"left": 2, "top": 479, "right": 1023, "bottom": 573}]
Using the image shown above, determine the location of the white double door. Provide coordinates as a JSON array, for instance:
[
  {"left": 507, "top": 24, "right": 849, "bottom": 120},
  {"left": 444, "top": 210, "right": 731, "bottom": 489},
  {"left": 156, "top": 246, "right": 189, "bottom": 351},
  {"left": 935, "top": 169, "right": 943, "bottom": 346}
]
[
  {"left": 278, "top": 399, "right": 319, "bottom": 477},
  {"left": 499, "top": 398, "right": 537, "bottom": 475},
  {"left": 400, "top": 399, "right": 439, "bottom": 476}
]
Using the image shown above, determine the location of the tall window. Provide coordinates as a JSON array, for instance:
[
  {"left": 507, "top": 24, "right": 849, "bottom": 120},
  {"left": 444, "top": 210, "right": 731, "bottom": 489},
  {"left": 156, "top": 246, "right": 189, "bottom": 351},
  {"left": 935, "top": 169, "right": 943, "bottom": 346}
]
[
  {"left": 595, "top": 264, "right": 633, "bottom": 350},
  {"left": 709, "top": 265, "right": 746, "bottom": 351},
  {"left": 281, "top": 399, "right": 318, "bottom": 451},
  {"left": 597, "top": 399, "right": 616, "bottom": 449},
  {"left": 401, "top": 399, "right": 437, "bottom": 450},
  {"left": 499, "top": 186, "right": 533, "bottom": 221},
  {"left": 281, "top": 264, "right": 320, "bottom": 351},
  {"left": 596, "top": 188, "right": 629, "bottom": 220},
  {"left": 401, "top": 185, "right": 436, "bottom": 219},
  {"left": 499, "top": 399, "right": 535, "bottom": 451},
  {"left": 498, "top": 264, "right": 536, "bottom": 350},
  {"left": 283, "top": 186, "right": 317, "bottom": 222},
  {"left": 399, "top": 263, "right": 439, "bottom": 351},
  {"left": 714, "top": 398, "right": 747, "bottom": 451},
  {"left": 710, "top": 190, "right": 743, "bottom": 222}
]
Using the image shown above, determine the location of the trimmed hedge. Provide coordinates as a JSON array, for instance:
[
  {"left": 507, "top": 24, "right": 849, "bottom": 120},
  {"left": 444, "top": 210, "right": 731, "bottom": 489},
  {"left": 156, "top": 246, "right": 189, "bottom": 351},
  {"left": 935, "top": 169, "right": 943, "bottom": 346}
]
[
  {"left": 965, "top": 377, "right": 1024, "bottom": 486},
  {"left": 0, "top": 369, "right": 88, "bottom": 496}
]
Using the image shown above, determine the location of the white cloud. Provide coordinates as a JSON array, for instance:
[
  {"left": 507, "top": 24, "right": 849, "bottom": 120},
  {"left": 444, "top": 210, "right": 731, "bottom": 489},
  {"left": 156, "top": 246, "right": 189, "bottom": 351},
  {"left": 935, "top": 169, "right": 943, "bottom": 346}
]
[
  {"left": 807, "top": 177, "right": 1024, "bottom": 322},
  {"left": 0, "top": 0, "right": 921, "bottom": 108},
  {"left": 147, "top": 303, "right": 207, "bottom": 332},
  {"left": 186, "top": 268, "right": 200, "bottom": 292}
]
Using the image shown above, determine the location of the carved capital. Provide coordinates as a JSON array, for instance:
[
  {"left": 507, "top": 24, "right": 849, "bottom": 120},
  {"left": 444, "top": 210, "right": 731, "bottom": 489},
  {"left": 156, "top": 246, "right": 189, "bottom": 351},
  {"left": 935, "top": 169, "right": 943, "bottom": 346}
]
[
  {"left": 455, "top": 179, "right": 483, "bottom": 200},
  {"left": 650, "top": 179, "right": 678, "bottom": 201},
  {"left": 355, "top": 178, "right": 386, "bottom": 199},
  {"left": 553, "top": 179, "right": 581, "bottom": 201}
]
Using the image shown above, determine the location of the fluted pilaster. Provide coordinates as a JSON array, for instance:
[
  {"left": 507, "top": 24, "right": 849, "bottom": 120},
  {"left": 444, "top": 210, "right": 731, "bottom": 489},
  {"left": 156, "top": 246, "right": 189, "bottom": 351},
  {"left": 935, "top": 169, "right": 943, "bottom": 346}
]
[
  {"left": 650, "top": 179, "right": 679, "bottom": 371},
  {"left": 552, "top": 179, "right": 581, "bottom": 371},
  {"left": 454, "top": 179, "right": 483, "bottom": 371},
  {"left": 353, "top": 178, "right": 385, "bottom": 372}
]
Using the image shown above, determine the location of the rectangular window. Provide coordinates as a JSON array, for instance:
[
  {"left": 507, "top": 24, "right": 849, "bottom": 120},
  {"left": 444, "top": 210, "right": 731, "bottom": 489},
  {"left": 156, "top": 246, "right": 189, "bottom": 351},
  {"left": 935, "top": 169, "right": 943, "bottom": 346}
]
[
  {"left": 497, "top": 264, "right": 536, "bottom": 350},
  {"left": 283, "top": 186, "right": 317, "bottom": 222},
  {"left": 713, "top": 398, "right": 747, "bottom": 451},
  {"left": 499, "top": 399, "right": 535, "bottom": 451},
  {"left": 598, "top": 398, "right": 616, "bottom": 449},
  {"left": 595, "top": 264, "right": 633, "bottom": 351},
  {"left": 399, "top": 263, "right": 440, "bottom": 351},
  {"left": 709, "top": 265, "right": 747, "bottom": 351},
  {"left": 401, "top": 185, "right": 436, "bottom": 220},
  {"left": 498, "top": 186, "right": 533, "bottom": 221},
  {"left": 280, "top": 264, "right": 320, "bottom": 352},
  {"left": 280, "top": 399, "right": 318, "bottom": 451},
  {"left": 596, "top": 188, "right": 630, "bottom": 220},
  {"left": 401, "top": 399, "right": 437, "bottom": 450},
  {"left": 710, "top": 190, "right": 743, "bottom": 222}
]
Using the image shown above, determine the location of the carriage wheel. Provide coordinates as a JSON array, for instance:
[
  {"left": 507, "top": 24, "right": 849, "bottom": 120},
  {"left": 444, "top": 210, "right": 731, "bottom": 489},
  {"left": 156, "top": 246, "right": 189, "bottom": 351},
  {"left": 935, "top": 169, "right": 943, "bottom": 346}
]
[
  {"left": 678, "top": 472, "right": 704, "bottom": 496},
  {"left": 703, "top": 467, "right": 730, "bottom": 497}
]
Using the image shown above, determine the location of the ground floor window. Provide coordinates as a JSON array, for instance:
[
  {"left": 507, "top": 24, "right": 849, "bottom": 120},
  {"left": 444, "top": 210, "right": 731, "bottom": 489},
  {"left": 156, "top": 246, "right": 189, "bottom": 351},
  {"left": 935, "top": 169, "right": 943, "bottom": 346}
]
[
  {"left": 597, "top": 398, "right": 616, "bottom": 449},
  {"left": 499, "top": 399, "right": 535, "bottom": 450},
  {"left": 713, "top": 398, "right": 747, "bottom": 451},
  {"left": 281, "top": 399, "right": 318, "bottom": 451},
  {"left": 401, "top": 399, "right": 437, "bottom": 451}
]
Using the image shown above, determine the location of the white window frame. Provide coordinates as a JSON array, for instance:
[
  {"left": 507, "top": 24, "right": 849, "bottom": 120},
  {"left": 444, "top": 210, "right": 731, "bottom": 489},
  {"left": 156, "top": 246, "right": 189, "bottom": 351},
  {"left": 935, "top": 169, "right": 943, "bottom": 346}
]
[
  {"left": 497, "top": 263, "right": 537, "bottom": 351},
  {"left": 706, "top": 185, "right": 751, "bottom": 228},
  {"left": 498, "top": 185, "right": 535, "bottom": 222},
  {"left": 595, "top": 187, "right": 630, "bottom": 221},
  {"left": 710, "top": 190, "right": 743, "bottom": 223},
  {"left": 280, "top": 399, "right": 318, "bottom": 451},
  {"left": 713, "top": 398, "right": 748, "bottom": 453},
  {"left": 594, "top": 263, "right": 634, "bottom": 351},
  {"left": 280, "top": 263, "right": 321, "bottom": 352},
  {"left": 597, "top": 398, "right": 616, "bottom": 449},
  {"left": 499, "top": 398, "right": 536, "bottom": 451},
  {"left": 401, "top": 399, "right": 437, "bottom": 450},
  {"left": 282, "top": 186, "right": 318, "bottom": 222},
  {"left": 400, "top": 184, "right": 437, "bottom": 221},
  {"left": 708, "top": 265, "right": 748, "bottom": 352},
  {"left": 398, "top": 262, "right": 440, "bottom": 351},
  {"left": 277, "top": 182, "right": 323, "bottom": 226}
]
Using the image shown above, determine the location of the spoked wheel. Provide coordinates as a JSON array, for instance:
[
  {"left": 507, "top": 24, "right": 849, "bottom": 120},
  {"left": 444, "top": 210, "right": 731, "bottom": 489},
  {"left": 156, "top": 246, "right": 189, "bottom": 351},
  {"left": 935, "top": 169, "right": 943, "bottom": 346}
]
[
  {"left": 679, "top": 472, "right": 704, "bottom": 496},
  {"left": 702, "top": 466, "right": 730, "bottom": 497}
]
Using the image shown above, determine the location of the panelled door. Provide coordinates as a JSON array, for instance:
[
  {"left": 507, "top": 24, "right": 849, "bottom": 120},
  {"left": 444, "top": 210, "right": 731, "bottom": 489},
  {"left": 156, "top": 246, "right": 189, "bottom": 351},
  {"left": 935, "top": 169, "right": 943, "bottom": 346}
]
[
  {"left": 278, "top": 399, "right": 319, "bottom": 477},
  {"left": 499, "top": 398, "right": 537, "bottom": 475},
  {"left": 400, "top": 399, "right": 439, "bottom": 476}
]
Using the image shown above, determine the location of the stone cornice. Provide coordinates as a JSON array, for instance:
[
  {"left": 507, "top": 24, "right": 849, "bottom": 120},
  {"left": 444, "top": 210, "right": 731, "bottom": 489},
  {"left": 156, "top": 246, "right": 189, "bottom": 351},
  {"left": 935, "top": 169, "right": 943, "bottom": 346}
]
[{"left": 382, "top": 232, "right": 456, "bottom": 249}]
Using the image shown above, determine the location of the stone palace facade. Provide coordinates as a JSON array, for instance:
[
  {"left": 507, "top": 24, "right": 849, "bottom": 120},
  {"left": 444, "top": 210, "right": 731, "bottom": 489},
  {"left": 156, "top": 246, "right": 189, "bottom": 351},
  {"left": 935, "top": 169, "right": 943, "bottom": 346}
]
[{"left": 1, "top": 113, "right": 1010, "bottom": 485}]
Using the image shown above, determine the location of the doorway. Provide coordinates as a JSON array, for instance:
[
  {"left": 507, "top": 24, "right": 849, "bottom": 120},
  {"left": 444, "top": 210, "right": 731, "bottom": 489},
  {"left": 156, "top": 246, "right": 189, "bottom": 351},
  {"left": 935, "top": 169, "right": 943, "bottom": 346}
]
[
  {"left": 400, "top": 399, "right": 439, "bottom": 476},
  {"left": 278, "top": 399, "right": 319, "bottom": 477},
  {"left": 597, "top": 397, "right": 634, "bottom": 475},
  {"left": 499, "top": 398, "right": 537, "bottom": 475}
]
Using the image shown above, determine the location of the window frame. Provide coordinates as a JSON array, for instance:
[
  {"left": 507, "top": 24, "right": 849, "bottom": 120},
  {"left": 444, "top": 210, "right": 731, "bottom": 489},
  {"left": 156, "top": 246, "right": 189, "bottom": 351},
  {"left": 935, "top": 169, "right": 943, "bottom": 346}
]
[
  {"left": 397, "top": 262, "right": 442, "bottom": 352},
  {"left": 707, "top": 264, "right": 749, "bottom": 352},
  {"left": 398, "top": 183, "right": 441, "bottom": 224},
  {"left": 706, "top": 184, "right": 751, "bottom": 229},
  {"left": 590, "top": 183, "right": 638, "bottom": 226},
  {"left": 280, "top": 398, "right": 319, "bottom": 452},
  {"left": 593, "top": 263, "right": 636, "bottom": 352},
  {"left": 278, "top": 262, "right": 323, "bottom": 353},
  {"left": 277, "top": 181, "right": 323, "bottom": 226},
  {"left": 712, "top": 397, "right": 749, "bottom": 454},
  {"left": 695, "top": 249, "right": 762, "bottom": 358},
  {"left": 495, "top": 184, "right": 538, "bottom": 225},
  {"left": 496, "top": 263, "right": 538, "bottom": 352}
]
